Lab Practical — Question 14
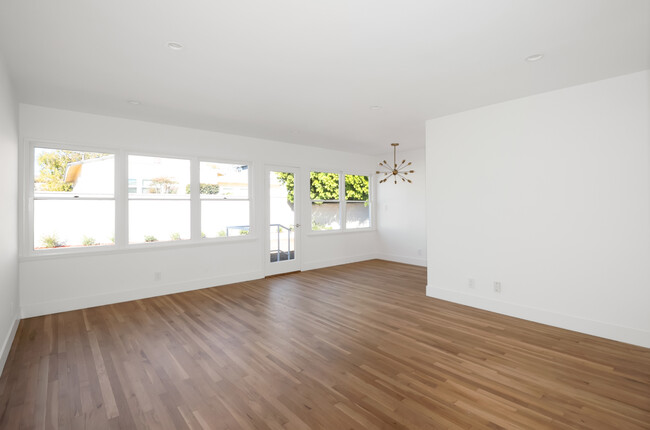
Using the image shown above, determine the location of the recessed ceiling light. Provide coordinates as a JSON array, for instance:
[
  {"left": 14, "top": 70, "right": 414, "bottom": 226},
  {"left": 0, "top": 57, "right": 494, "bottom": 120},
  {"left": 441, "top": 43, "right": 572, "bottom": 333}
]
[
  {"left": 128, "top": 100, "right": 141, "bottom": 105},
  {"left": 167, "top": 42, "right": 184, "bottom": 50},
  {"left": 525, "top": 53, "right": 544, "bottom": 62},
  {"left": 370, "top": 105, "right": 383, "bottom": 110}
]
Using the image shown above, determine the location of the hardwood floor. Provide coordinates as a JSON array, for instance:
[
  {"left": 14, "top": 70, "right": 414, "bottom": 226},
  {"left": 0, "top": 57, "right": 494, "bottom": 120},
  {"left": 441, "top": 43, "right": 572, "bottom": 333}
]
[{"left": 1, "top": 260, "right": 649, "bottom": 429}]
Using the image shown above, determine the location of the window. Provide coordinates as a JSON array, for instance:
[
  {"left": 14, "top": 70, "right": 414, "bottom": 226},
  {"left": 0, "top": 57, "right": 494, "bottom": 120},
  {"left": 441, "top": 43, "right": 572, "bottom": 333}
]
[
  {"left": 128, "top": 155, "right": 190, "bottom": 244},
  {"left": 310, "top": 171, "right": 371, "bottom": 231},
  {"left": 28, "top": 145, "right": 255, "bottom": 255},
  {"left": 345, "top": 174, "right": 370, "bottom": 229},
  {"left": 310, "top": 172, "right": 341, "bottom": 230},
  {"left": 33, "top": 147, "right": 115, "bottom": 250},
  {"left": 200, "top": 162, "right": 250, "bottom": 238}
]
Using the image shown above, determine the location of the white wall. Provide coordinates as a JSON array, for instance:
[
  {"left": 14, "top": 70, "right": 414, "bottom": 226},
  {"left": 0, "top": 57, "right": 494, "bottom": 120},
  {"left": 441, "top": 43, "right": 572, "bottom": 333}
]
[
  {"left": 19, "top": 105, "right": 380, "bottom": 317},
  {"left": 426, "top": 70, "right": 650, "bottom": 347},
  {"left": 377, "top": 148, "right": 427, "bottom": 266},
  {"left": 0, "top": 55, "right": 19, "bottom": 374}
]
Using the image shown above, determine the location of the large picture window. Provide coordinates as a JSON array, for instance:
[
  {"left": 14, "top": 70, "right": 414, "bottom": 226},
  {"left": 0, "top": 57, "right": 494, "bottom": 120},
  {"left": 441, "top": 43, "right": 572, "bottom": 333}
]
[
  {"left": 28, "top": 145, "right": 254, "bottom": 255},
  {"left": 33, "top": 147, "right": 115, "bottom": 250},
  {"left": 200, "top": 161, "right": 250, "bottom": 238},
  {"left": 128, "top": 155, "right": 191, "bottom": 244}
]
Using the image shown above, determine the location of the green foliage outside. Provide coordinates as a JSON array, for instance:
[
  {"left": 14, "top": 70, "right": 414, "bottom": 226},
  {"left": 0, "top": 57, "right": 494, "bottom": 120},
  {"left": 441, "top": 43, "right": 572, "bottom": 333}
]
[
  {"left": 275, "top": 172, "right": 296, "bottom": 204},
  {"left": 344, "top": 174, "right": 369, "bottom": 201},
  {"left": 82, "top": 236, "right": 97, "bottom": 246},
  {"left": 311, "top": 221, "right": 333, "bottom": 231},
  {"left": 35, "top": 150, "right": 109, "bottom": 191},
  {"left": 185, "top": 183, "right": 220, "bottom": 195},
  {"left": 41, "top": 234, "right": 64, "bottom": 248},
  {"left": 217, "top": 230, "right": 226, "bottom": 237},
  {"left": 310, "top": 172, "right": 340, "bottom": 201},
  {"left": 275, "top": 172, "right": 368, "bottom": 205},
  {"left": 144, "top": 235, "right": 158, "bottom": 242},
  {"left": 170, "top": 232, "right": 181, "bottom": 241}
]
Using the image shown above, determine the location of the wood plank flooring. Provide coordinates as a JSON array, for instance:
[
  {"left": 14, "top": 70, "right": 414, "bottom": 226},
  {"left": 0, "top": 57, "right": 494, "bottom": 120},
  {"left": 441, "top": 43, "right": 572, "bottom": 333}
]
[{"left": 1, "top": 260, "right": 649, "bottom": 429}]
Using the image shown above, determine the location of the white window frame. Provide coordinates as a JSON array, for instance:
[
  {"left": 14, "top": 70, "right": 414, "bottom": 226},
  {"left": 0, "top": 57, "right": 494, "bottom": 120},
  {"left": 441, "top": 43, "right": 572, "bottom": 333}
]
[
  {"left": 26, "top": 141, "right": 119, "bottom": 255},
  {"left": 198, "top": 158, "right": 254, "bottom": 241},
  {"left": 343, "top": 173, "right": 373, "bottom": 230},
  {"left": 21, "top": 140, "right": 255, "bottom": 258},
  {"left": 126, "top": 152, "right": 193, "bottom": 246},
  {"left": 307, "top": 169, "right": 374, "bottom": 235}
]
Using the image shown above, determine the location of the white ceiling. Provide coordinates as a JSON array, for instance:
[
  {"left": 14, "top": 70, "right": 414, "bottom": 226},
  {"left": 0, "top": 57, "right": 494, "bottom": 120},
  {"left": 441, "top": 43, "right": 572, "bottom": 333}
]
[{"left": 0, "top": 0, "right": 648, "bottom": 154}]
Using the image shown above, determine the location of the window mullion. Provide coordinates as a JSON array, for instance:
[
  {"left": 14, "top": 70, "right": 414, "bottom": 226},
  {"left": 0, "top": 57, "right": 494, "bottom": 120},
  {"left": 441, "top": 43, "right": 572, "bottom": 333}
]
[
  {"left": 115, "top": 149, "right": 127, "bottom": 248},
  {"left": 191, "top": 158, "right": 201, "bottom": 241},
  {"left": 340, "top": 172, "right": 346, "bottom": 231}
]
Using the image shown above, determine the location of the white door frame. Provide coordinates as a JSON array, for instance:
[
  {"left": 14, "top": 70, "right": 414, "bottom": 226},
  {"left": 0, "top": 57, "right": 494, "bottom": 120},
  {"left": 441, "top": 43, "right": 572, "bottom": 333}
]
[{"left": 265, "top": 165, "right": 302, "bottom": 276}]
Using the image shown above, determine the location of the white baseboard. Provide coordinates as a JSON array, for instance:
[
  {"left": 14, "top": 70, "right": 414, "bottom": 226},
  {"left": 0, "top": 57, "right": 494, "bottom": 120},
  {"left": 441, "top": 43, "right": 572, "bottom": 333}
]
[
  {"left": 375, "top": 253, "right": 427, "bottom": 267},
  {"left": 0, "top": 312, "right": 20, "bottom": 377},
  {"left": 21, "top": 270, "right": 264, "bottom": 319},
  {"left": 426, "top": 285, "right": 650, "bottom": 349},
  {"left": 302, "top": 254, "right": 378, "bottom": 271}
]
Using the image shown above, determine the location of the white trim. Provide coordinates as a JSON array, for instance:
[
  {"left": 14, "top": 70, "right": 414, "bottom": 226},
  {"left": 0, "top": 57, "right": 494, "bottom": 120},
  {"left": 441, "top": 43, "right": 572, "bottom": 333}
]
[
  {"left": 426, "top": 285, "right": 650, "bottom": 348},
  {"left": 301, "top": 253, "right": 378, "bottom": 271},
  {"left": 0, "top": 313, "right": 20, "bottom": 377},
  {"left": 376, "top": 253, "right": 427, "bottom": 267},
  {"left": 305, "top": 227, "right": 376, "bottom": 236},
  {"left": 19, "top": 235, "right": 259, "bottom": 262},
  {"left": 21, "top": 270, "right": 265, "bottom": 319}
]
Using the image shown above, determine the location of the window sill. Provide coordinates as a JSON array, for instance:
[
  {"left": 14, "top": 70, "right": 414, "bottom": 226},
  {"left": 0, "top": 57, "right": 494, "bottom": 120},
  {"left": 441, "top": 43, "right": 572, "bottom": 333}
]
[
  {"left": 305, "top": 227, "right": 376, "bottom": 237},
  {"left": 20, "top": 235, "right": 259, "bottom": 262}
]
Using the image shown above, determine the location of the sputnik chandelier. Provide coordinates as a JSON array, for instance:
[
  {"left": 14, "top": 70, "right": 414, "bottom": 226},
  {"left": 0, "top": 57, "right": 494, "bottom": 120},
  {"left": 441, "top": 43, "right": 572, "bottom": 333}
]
[{"left": 377, "top": 143, "right": 414, "bottom": 184}]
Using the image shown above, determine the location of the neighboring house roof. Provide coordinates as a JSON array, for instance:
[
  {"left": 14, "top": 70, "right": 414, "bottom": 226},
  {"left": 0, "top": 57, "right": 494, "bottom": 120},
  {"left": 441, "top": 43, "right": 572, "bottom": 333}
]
[{"left": 64, "top": 155, "right": 115, "bottom": 184}]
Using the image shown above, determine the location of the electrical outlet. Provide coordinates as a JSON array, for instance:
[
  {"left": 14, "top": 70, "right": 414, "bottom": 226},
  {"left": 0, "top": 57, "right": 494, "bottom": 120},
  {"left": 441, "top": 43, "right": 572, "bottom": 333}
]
[
  {"left": 154, "top": 272, "right": 162, "bottom": 281},
  {"left": 493, "top": 281, "right": 501, "bottom": 293},
  {"left": 468, "top": 278, "right": 475, "bottom": 289}
]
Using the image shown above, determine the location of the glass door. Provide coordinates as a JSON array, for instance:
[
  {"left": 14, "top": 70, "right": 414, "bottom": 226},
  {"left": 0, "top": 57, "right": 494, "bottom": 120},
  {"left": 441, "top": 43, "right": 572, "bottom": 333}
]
[{"left": 266, "top": 167, "right": 301, "bottom": 275}]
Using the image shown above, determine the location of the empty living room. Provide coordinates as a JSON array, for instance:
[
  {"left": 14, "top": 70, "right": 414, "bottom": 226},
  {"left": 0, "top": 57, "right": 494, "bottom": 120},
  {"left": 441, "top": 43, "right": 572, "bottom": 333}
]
[{"left": 0, "top": 1, "right": 649, "bottom": 429}]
